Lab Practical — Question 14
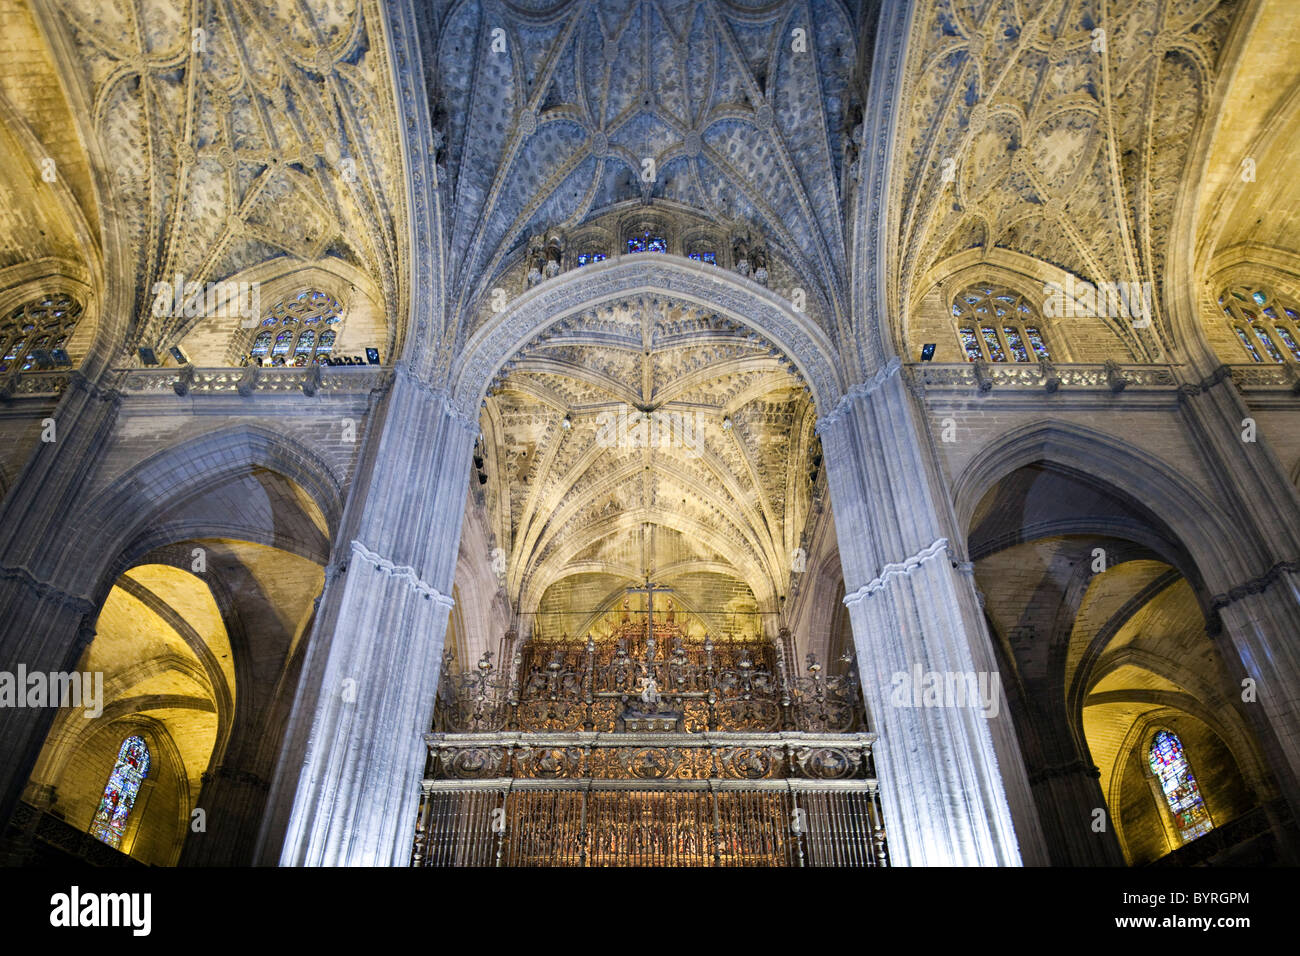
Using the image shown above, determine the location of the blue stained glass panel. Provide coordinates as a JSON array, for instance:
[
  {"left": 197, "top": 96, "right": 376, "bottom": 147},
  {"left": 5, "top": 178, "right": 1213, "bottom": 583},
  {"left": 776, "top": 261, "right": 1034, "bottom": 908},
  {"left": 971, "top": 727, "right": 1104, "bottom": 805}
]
[
  {"left": 981, "top": 327, "right": 1006, "bottom": 362},
  {"left": 1024, "top": 327, "right": 1050, "bottom": 360},
  {"left": 1003, "top": 326, "right": 1029, "bottom": 362},
  {"left": 1149, "top": 730, "right": 1213, "bottom": 843},
  {"left": 1254, "top": 326, "right": 1284, "bottom": 362},
  {"left": 958, "top": 327, "right": 981, "bottom": 362},
  {"left": 90, "top": 736, "right": 150, "bottom": 849},
  {"left": 1276, "top": 326, "right": 1300, "bottom": 361},
  {"left": 1235, "top": 327, "right": 1262, "bottom": 362}
]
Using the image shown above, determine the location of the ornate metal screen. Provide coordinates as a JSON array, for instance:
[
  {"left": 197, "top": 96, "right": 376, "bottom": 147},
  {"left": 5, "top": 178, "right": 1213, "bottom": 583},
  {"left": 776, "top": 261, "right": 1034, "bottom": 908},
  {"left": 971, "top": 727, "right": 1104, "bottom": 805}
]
[{"left": 417, "top": 613, "right": 886, "bottom": 867}]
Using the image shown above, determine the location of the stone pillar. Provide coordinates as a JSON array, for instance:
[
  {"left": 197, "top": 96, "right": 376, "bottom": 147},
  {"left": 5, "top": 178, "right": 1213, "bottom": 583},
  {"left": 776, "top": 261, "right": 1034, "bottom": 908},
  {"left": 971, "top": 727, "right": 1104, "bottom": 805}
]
[
  {"left": 179, "top": 767, "right": 271, "bottom": 866},
  {"left": 816, "top": 360, "right": 1047, "bottom": 865},
  {"left": 1020, "top": 699, "right": 1125, "bottom": 866},
  {"left": 1176, "top": 371, "right": 1300, "bottom": 824},
  {"left": 0, "top": 374, "right": 121, "bottom": 825},
  {"left": 257, "top": 367, "right": 475, "bottom": 866}
]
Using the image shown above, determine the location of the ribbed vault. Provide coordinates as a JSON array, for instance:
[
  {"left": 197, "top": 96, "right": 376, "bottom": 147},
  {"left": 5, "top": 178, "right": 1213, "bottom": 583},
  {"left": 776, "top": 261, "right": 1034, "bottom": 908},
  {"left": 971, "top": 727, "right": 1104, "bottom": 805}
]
[{"left": 480, "top": 295, "right": 819, "bottom": 644}]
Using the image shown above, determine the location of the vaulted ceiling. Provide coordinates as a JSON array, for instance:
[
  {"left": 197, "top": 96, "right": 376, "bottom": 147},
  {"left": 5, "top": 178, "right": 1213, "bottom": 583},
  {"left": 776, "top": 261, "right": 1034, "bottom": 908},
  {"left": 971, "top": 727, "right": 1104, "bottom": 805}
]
[
  {"left": 426, "top": 0, "right": 861, "bottom": 335},
  {"left": 480, "top": 295, "right": 819, "bottom": 642},
  {"left": 37, "top": 0, "right": 408, "bottom": 356},
  {"left": 893, "top": 0, "right": 1239, "bottom": 361}
]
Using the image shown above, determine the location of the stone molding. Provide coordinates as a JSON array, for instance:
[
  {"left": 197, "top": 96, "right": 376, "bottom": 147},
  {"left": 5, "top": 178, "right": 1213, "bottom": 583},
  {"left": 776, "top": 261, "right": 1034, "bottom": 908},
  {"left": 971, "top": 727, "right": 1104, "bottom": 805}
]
[
  {"left": 0, "top": 564, "right": 95, "bottom": 616},
  {"left": 842, "top": 537, "right": 949, "bottom": 607},
  {"left": 349, "top": 540, "right": 454, "bottom": 609},
  {"left": 1209, "top": 560, "right": 1300, "bottom": 612},
  {"left": 815, "top": 357, "right": 902, "bottom": 435}
]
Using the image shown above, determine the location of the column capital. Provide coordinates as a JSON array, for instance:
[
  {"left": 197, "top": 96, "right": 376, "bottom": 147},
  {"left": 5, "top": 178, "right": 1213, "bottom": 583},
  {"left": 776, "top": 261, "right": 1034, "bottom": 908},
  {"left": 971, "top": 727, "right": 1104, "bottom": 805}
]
[
  {"left": 392, "top": 362, "right": 478, "bottom": 436},
  {"left": 814, "top": 357, "right": 902, "bottom": 436}
]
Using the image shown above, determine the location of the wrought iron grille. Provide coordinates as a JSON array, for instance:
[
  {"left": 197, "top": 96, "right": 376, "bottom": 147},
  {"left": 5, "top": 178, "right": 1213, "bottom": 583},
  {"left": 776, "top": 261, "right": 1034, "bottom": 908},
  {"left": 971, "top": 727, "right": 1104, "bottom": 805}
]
[
  {"left": 419, "top": 617, "right": 884, "bottom": 867},
  {"left": 415, "top": 779, "right": 887, "bottom": 868}
]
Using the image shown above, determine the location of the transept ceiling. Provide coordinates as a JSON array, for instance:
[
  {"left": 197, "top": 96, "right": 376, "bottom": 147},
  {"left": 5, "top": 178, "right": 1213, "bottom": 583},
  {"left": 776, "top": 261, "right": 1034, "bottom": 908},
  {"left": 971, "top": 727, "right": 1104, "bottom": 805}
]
[
  {"left": 36, "top": 0, "right": 408, "bottom": 356},
  {"left": 426, "top": 0, "right": 860, "bottom": 339},
  {"left": 894, "top": 0, "right": 1238, "bottom": 361}
]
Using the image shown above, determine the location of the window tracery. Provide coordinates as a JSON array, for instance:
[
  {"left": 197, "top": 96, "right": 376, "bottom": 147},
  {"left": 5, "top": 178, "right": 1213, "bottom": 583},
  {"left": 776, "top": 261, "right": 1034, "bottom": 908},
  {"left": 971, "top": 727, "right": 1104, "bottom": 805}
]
[
  {"left": 0, "top": 293, "right": 82, "bottom": 372},
  {"left": 951, "top": 285, "right": 1050, "bottom": 363},
  {"left": 1219, "top": 286, "right": 1300, "bottom": 363},
  {"left": 89, "top": 735, "right": 150, "bottom": 850},
  {"left": 248, "top": 290, "right": 343, "bottom": 366}
]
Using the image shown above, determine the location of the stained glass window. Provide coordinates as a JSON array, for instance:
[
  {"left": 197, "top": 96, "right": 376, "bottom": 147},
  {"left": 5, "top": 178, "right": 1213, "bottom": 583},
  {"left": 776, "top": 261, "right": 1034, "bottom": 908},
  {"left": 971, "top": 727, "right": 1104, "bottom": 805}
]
[
  {"left": 1276, "top": 326, "right": 1300, "bottom": 361},
  {"left": 1003, "top": 326, "right": 1029, "bottom": 362},
  {"left": 0, "top": 293, "right": 83, "bottom": 372},
  {"left": 250, "top": 290, "right": 345, "bottom": 365},
  {"left": 1149, "top": 730, "right": 1213, "bottom": 843},
  {"left": 1234, "top": 327, "right": 1262, "bottom": 362},
  {"left": 1254, "top": 326, "right": 1284, "bottom": 363},
  {"left": 688, "top": 251, "right": 716, "bottom": 265},
  {"left": 576, "top": 252, "right": 607, "bottom": 267},
  {"left": 89, "top": 736, "right": 150, "bottom": 849},
  {"left": 951, "top": 285, "right": 1050, "bottom": 363},
  {"left": 1221, "top": 286, "right": 1300, "bottom": 364},
  {"left": 627, "top": 231, "right": 667, "bottom": 254},
  {"left": 981, "top": 326, "right": 1006, "bottom": 362},
  {"left": 1024, "top": 327, "right": 1050, "bottom": 360}
]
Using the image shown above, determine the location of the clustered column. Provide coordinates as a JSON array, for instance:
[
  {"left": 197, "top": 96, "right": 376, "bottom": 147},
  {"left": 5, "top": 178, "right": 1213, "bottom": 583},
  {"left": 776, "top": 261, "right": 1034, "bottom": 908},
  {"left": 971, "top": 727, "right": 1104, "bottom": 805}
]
[
  {"left": 817, "top": 360, "right": 1047, "bottom": 865},
  {"left": 258, "top": 366, "right": 475, "bottom": 866}
]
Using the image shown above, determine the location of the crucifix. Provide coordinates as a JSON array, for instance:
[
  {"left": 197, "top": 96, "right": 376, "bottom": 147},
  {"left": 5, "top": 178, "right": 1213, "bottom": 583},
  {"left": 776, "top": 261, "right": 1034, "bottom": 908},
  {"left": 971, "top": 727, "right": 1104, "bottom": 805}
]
[{"left": 626, "top": 575, "right": 672, "bottom": 661}]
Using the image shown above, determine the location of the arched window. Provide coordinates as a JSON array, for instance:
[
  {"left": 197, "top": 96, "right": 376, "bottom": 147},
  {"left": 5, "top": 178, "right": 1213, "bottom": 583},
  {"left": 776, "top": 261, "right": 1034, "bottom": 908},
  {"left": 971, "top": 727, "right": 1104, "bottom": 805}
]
[
  {"left": 0, "top": 293, "right": 83, "bottom": 372},
  {"left": 575, "top": 251, "right": 607, "bottom": 267},
  {"left": 951, "top": 285, "right": 1050, "bottom": 363},
  {"left": 89, "top": 735, "right": 151, "bottom": 850},
  {"left": 688, "top": 251, "right": 716, "bottom": 265},
  {"left": 1149, "top": 730, "right": 1213, "bottom": 843},
  {"left": 250, "top": 290, "right": 344, "bottom": 366},
  {"left": 1220, "top": 286, "right": 1300, "bottom": 363},
  {"left": 626, "top": 230, "right": 667, "bottom": 254}
]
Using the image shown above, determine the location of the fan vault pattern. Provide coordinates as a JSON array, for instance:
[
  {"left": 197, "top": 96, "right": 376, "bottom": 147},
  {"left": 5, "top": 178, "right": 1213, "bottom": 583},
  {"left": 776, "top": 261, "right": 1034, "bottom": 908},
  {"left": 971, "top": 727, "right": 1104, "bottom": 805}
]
[
  {"left": 479, "top": 296, "right": 820, "bottom": 643},
  {"left": 41, "top": 0, "right": 407, "bottom": 357},
  {"left": 894, "top": 0, "right": 1236, "bottom": 362},
  {"left": 425, "top": 0, "right": 859, "bottom": 347}
]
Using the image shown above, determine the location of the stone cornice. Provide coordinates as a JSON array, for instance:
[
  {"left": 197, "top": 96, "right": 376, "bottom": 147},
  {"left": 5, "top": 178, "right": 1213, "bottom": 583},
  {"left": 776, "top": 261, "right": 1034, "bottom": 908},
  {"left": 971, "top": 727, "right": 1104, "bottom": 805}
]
[
  {"left": 843, "top": 536, "right": 948, "bottom": 607},
  {"left": 1209, "top": 559, "right": 1300, "bottom": 612},
  {"left": 0, "top": 564, "right": 95, "bottom": 616},
  {"left": 815, "top": 357, "right": 902, "bottom": 435},
  {"left": 350, "top": 540, "right": 454, "bottom": 609}
]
